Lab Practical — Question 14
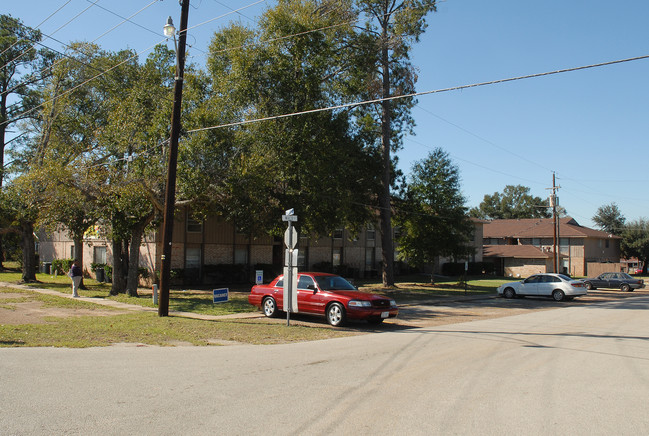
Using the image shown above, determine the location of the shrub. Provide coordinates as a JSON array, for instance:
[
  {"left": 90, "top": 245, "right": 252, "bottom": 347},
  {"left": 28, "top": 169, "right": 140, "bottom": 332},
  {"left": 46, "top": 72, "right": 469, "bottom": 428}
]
[{"left": 52, "top": 258, "right": 74, "bottom": 275}]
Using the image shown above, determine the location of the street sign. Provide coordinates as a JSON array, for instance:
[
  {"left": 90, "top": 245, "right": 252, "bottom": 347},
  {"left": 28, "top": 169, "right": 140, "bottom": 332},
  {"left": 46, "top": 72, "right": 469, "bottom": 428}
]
[
  {"left": 213, "top": 288, "right": 229, "bottom": 304},
  {"left": 282, "top": 214, "right": 298, "bottom": 222},
  {"left": 283, "top": 266, "right": 298, "bottom": 313},
  {"left": 284, "top": 226, "right": 298, "bottom": 249},
  {"left": 255, "top": 270, "right": 263, "bottom": 285}
]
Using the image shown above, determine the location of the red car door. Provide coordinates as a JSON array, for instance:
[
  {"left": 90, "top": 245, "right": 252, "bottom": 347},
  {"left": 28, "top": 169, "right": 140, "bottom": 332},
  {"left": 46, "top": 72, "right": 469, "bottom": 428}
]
[{"left": 297, "top": 275, "right": 330, "bottom": 315}]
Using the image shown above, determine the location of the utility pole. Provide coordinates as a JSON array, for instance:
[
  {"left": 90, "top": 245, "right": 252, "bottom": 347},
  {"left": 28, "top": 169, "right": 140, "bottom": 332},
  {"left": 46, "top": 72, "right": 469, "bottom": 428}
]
[
  {"left": 158, "top": 0, "right": 190, "bottom": 317},
  {"left": 548, "top": 173, "right": 561, "bottom": 274}
]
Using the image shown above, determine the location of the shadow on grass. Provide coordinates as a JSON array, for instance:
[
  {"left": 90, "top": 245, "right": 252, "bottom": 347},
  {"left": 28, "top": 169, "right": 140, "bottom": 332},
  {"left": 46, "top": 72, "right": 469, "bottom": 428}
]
[{"left": 169, "top": 293, "right": 254, "bottom": 314}]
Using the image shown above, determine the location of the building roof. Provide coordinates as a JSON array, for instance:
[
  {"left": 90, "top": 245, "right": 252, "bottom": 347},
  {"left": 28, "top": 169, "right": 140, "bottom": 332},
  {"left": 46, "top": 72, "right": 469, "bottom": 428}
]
[
  {"left": 482, "top": 217, "right": 619, "bottom": 240},
  {"left": 483, "top": 244, "right": 555, "bottom": 259}
]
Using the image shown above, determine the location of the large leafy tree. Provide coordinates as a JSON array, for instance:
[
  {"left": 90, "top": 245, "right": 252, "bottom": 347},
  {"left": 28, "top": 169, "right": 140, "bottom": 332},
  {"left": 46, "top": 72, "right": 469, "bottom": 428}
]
[
  {"left": 0, "top": 15, "right": 54, "bottom": 268},
  {"left": 350, "top": 0, "right": 438, "bottom": 286},
  {"left": 205, "top": 0, "right": 379, "bottom": 237},
  {"left": 593, "top": 203, "right": 626, "bottom": 235},
  {"left": 15, "top": 41, "right": 178, "bottom": 295},
  {"left": 394, "top": 148, "right": 474, "bottom": 281},
  {"left": 469, "top": 185, "right": 550, "bottom": 220},
  {"left": 621, "top": 219, "right": 649, "bottom": 274}
]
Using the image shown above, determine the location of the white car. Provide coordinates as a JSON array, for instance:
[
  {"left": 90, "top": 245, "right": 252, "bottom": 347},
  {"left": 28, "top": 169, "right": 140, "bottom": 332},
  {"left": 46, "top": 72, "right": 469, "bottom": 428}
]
[{"left": 498, "top": 273, "right": 587, "bottom": 301}]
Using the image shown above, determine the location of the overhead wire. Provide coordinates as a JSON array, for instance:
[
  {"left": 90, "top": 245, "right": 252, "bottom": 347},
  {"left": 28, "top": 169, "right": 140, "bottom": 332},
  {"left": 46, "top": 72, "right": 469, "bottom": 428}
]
[
  {"left": 1, "top": 0, "right": 102, "bottom": 72},
  {"left": 186, "top": 54, "right": 649, "bottom": 134},
  {"left": 0, "top": 0, "right": 73, "bottom": 59},
  {"left": 1, "top": 0, "right": 161, "bottom": 99}
]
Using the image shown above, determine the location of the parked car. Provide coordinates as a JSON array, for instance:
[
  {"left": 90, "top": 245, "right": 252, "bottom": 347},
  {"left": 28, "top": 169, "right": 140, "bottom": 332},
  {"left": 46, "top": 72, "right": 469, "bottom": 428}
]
[
  {"left": 248, "top": 272, "right": 398, "bottom": 326},
  {"left": 498, "top": 273, "right": 587, "bottom": 301},
  {"left": 583, "top": 272, "right": 644, "bottom": 292}
]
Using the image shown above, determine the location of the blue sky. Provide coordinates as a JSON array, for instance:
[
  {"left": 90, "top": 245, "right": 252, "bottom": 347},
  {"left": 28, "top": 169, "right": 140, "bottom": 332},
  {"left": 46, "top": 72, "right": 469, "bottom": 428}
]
[{"left": 5, "top": 1, "right": 649, "bottom": 228}]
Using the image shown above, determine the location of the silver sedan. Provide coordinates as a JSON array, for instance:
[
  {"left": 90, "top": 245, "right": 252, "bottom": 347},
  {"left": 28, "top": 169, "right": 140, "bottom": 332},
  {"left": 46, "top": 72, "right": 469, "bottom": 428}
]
[{"left": 498, "top": 273, "right": 587, "bottom": 301}]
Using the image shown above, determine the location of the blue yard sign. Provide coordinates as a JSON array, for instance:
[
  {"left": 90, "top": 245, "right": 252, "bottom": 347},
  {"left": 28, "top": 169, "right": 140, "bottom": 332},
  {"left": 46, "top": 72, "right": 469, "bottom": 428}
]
[{"left": 213, "top": 288, "right": 229, "bottom": 304}]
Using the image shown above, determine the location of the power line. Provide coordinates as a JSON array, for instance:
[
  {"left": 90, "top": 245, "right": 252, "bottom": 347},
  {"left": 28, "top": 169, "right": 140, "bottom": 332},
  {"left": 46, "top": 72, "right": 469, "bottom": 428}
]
[
  {"left": 1, "top": 0, "right": 160, "bottom": 99},
  {"left": 414, "top": 104, "right": 554, "bottom": 173},
  {"left": 1, "top": 39, "right": 166, "bottom": 128},
  {"left": 0, "top": 0, "right": 73, "bottom": 59},
  {"left": 187, "top": 54, "right": 649, "bottom": 134}
]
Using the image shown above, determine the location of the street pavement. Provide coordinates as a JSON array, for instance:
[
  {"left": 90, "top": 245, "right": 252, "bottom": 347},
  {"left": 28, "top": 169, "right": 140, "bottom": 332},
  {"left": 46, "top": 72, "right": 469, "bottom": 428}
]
[{"left": 2, "top": 295, "right": 649, "bottom": 435}]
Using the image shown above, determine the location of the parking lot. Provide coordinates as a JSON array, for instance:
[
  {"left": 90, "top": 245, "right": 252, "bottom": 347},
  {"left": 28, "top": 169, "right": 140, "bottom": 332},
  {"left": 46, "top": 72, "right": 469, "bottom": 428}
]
[{"left": 389, "top": 287, "right": 649, "bottom": 328}]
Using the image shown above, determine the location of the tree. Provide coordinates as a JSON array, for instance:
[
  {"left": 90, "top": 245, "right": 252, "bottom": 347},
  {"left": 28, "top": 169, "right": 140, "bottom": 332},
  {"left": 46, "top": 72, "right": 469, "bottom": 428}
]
[
  {"left": 205, "top": 0, "right": 379, "bottom": 237},
  {"left": 1, "top": 173, "right": 44, "bottom": 282},
  {"left": 394, "top": 148, "right": 474, "bottom": 282},
  {"left": 469, "top": 185, "right": 550, "bottom": 220},
  {"left": 351, "top": 0, "right": 438, "bottom": 287},
  {"left": 592, "top": 203, "right": 625, "bottom": 235},
  {"left": 621, "top": 219, "right": 649, "bottom": 274},
  {"left": 0, "top": 15, "right": 54, "bottom": 268}
]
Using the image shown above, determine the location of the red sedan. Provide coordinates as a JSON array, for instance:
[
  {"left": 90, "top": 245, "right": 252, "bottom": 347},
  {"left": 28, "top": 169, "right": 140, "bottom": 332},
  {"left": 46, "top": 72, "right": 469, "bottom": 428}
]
[{"left": 248, "top": 272, "right": 398, "bottom": 326}]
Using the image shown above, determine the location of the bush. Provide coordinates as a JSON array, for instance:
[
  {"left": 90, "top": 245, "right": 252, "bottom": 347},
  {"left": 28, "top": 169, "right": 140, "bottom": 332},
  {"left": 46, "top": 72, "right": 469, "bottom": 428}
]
[
  {"left": 202, "top": 264, "right": 249, "bottom": 283},
  {"left": 442, "top": 261, "right": 495, "bottom": 276},
  {"left": 52, "top": 258, "right": 74, "bottom": 275}
]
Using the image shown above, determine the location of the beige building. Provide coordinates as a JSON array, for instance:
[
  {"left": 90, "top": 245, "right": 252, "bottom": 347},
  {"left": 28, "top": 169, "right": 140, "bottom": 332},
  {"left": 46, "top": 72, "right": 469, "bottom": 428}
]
[
  {"left": 482, "top": 217, "right": 620, "bottom": 278},
  {"left": 38, "top": 207, "right": 484, "bottom": 284}
]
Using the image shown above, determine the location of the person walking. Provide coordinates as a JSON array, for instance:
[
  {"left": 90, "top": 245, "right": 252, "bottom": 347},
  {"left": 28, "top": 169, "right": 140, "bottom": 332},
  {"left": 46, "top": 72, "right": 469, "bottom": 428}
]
[{"left": 69, "top": 260, "right": 83, "bottom": 297}]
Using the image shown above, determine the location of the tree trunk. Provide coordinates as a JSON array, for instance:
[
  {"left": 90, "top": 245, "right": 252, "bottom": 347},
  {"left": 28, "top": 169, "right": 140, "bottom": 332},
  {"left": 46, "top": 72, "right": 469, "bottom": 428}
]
[
  {"left": 126, "top": 226, "right": 144, "bottom": 297},
  {"left": 21, "top": 222, "right": 37, "bottom": 282},
  {"left": 73, "top": 236, "right": 87, "bottom": 289},
  {"left": 110, "top": 238, "right": 126, "bottom": 295},
  {"left": 379, "top": 24, "right": 394, "bottom": 287}
]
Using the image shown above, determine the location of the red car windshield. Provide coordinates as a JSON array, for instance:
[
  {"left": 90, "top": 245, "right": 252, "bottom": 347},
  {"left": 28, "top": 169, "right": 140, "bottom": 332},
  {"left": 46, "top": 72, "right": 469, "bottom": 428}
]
[{"left": 314, "top": 276, "right": 356, "bottom": 291}]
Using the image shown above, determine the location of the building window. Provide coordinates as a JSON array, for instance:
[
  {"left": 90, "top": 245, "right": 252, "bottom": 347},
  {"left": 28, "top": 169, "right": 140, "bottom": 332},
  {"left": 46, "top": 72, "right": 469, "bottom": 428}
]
[
  {"left": 186, "top": 213, "right": 203, "bottom": 233},
  {"left": 234, "top": 246, "right": 248, "bottom": 265},
  {"left": 297, "top": 248, "right": 307, "bottom": 267},
  {"left": 365, "top": 248, "right": 375, "bottom": 269},
  {"left": 366, "top": 225, "right": 376, "bottom": 241},
  {"left": 185, "top": 247, "right": 201, "bottom": 270},
  {"left": 532, "top": 238, "right": 541, "bottom": 247},
  {"left": 605, "top": 239, "right": 610, "bottom": 248},
  {"left": 93, "top": 246, "right": 106, "bottom": 264},
  {"left": 333, "top": 248, "right": 342, "bottom": 267}
]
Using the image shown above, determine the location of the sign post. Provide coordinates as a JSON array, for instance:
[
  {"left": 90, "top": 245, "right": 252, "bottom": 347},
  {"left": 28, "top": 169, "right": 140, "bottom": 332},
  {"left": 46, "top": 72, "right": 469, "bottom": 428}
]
[{"left": 282, "top": 209, "right": 299, "bottom": 326}]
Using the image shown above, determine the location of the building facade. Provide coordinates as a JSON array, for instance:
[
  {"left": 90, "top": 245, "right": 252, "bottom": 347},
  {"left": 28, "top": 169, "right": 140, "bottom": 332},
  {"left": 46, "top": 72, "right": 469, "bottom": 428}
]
[{"left": 482, "top": 217, "right": 621, "bottom": 277}]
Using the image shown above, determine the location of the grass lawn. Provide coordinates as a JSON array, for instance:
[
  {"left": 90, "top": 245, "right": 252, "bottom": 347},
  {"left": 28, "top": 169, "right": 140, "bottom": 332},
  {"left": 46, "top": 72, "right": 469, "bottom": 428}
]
[{"left": 0, "top": 264, "right": 509, "bottom": 348}]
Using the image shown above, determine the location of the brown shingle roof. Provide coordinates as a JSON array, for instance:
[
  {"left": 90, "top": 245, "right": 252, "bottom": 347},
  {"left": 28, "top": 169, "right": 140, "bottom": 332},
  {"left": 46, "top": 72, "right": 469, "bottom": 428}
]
[
  {"left": 483, "top": 244, "right": 554, "bottom": 259},
  {"left": 483, "top": 217, "right": 619, "bottom": 239}
]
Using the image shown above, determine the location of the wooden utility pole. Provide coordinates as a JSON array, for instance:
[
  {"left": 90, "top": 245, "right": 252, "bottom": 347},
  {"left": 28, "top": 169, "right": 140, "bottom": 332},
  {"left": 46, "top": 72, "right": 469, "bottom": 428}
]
[
  {"left": 159, "top": 0, "right": 190, "bottom": 317},
  {"left": 550, "top": 173, "right": 560, "bottom": 273}
]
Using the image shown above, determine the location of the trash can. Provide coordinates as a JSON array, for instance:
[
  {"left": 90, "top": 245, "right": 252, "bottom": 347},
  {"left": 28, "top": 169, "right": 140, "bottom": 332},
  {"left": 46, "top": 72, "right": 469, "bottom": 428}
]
[
  {"left": 96, "top": 267, "right": 105, "bottom": 283},
  {"left": 42, "top": 262, "right": 51, "bottom": 274}
]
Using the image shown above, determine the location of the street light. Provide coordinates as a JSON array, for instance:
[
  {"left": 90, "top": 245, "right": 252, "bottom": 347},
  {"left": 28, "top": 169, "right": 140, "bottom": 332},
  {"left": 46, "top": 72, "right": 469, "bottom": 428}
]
[
  {"left": 158, "top": 1, "right": 190, "bottom": 317},
  {"left": 163, "top": 16, "right": 175, "bottom": 38}
]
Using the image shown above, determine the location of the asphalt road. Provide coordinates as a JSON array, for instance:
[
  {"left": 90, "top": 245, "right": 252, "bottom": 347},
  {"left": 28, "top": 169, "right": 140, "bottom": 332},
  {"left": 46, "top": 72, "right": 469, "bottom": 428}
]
[{"left": 2, "top": 295, "right": 649, "bottom": 435}]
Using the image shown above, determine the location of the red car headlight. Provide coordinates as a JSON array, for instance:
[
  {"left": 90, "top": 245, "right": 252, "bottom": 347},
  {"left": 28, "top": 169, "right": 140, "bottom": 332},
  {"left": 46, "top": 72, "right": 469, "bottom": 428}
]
[{"left": 348, "top": 300, "right": 372, "bottom": 308}]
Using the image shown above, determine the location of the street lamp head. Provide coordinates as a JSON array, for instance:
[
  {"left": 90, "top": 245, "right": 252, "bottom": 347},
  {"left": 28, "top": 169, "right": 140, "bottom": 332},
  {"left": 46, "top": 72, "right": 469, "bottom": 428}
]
[{"left": 163, "top": 16, "right": 176, "bottom": 38}]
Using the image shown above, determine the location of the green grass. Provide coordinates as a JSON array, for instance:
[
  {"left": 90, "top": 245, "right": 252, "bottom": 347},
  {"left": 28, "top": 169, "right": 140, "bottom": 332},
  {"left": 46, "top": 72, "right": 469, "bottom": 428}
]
[
  {"left": 0, "top": 309, "right": 356, "bottom": 348},
  {"left": 0, "top": 265, "right": 510, "bottom": 348},
  {"left": 357, "top": 274, "right": 508, "bottom": 302}
]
